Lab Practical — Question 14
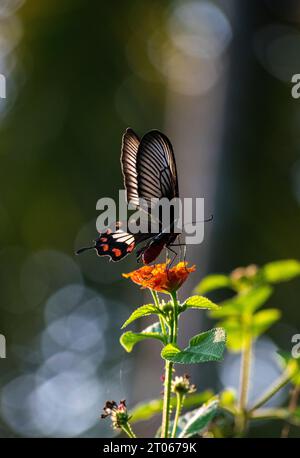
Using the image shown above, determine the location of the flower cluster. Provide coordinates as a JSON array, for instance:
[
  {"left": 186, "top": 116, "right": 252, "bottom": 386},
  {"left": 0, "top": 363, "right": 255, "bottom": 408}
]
[
  {"left": 101, "top": 400, "right": 130, "bottom": 430},
  {"left": 171, "top": 374, "right": 196, "bottom": 395},
  {"left": 123, "top": 261, "right": 196, "bottom": 294},
  {"left": 230, "top": 264, "right": 258, "bottom": 282}
]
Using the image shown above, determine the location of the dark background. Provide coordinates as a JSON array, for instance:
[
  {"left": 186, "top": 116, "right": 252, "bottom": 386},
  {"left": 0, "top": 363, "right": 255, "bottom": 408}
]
[{"left": 0, "top": 0, "right": 300, "bottom": 437}]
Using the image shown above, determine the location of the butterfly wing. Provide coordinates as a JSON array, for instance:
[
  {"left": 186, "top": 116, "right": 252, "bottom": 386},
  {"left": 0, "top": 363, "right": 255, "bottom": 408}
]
[
  {"left": 94, "top": 228, "right": 153, "bottom": 262},
  {"left": 136, "top": 130, "right": 179, "bottom": 203},
  {"left": 120, "top": 128, "right": 140, "bottom": 206}
]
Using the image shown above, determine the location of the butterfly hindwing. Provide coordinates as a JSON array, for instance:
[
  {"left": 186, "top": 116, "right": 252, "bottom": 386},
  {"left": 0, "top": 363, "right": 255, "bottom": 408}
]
[{"left": 95, "top": 227, "right": 153, "bottom": 262}]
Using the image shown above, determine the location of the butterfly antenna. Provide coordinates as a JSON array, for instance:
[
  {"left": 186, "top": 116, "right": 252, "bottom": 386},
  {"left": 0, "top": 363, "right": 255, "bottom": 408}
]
[
  {"left": 75, "top": 245, "right": 95, "bottom": 255},
  {"left": 184, "top": 214, "right": 214, "bottom": 226}
]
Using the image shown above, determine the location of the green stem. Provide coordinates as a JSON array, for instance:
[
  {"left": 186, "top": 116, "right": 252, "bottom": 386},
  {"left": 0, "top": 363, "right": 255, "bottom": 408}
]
[
  {"left": 236, "top": 326, "right": 252, "bottom": 435},
  {"left": 161, "top": 360, "right": 173, "bottom": 438},
  {"left": 161, "top": 290, "right": 179, "bottom": 438},
  {"left": 171, "top": 392, "right": 184, "bottom": 438},
  {"left": 121, "top": 423, "right": 136, "bottom": 438},
  {"left": 249, "top": 369, "right": 294, "bottom": 412},
  {"left": 239, "top": 331, "right": 252, "bottom": 411},
  {"left": 151, "top": 290, "right": 167, "bottom": 339},
  {"left": 250, "top": 408, "right": 290, "bottom": 421},
  {"left": 249, "top": 407, "right": 300, "bottom": 426},
  {"left": 171, "top": 291, "right": 179, "bottom": 345}
]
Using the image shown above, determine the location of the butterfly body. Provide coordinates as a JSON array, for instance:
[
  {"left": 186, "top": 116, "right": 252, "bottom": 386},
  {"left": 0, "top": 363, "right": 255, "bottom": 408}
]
[
  {"left": 77, "top": 128, "right": 180, "bottom": 264},
  {"left": 137, "top": 232, "right": 178, "bottom": 265}
]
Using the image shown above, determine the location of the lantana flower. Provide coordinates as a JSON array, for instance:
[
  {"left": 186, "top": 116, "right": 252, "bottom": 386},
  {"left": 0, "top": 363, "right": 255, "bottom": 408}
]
[
  {"left": 123, "top": 261, "right": 196, "bottom": 294},
  {"left": 171, "top": 374, "right": 196, "bottom": 395},
  {"left": 101, "top": 400, "right": 130, "bottom": 430}
]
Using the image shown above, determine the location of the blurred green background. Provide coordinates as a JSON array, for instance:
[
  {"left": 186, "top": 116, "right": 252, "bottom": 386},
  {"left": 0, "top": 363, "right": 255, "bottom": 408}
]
[{"left": 0, "top": 0, "right": 300, "bottom": 437}]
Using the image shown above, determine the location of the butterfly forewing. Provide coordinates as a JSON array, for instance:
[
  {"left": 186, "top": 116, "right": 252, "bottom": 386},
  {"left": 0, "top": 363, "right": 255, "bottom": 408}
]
[
  {"left": 136, "top": 130, "right": 179, "bottom": 203},
  {"left": 120, "top": 128, "right": 140, "bottom": 206}
]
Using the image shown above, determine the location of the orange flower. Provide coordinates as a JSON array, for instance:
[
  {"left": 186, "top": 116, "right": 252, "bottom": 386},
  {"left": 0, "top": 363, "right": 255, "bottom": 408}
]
[{"left": 123, "top": 262, "right": 196, "bottom": 294}]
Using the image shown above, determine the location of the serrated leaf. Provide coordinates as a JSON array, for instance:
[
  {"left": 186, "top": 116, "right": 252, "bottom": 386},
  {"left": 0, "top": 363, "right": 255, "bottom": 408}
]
[
  {"left": 210, "top": 285, "right": 273, "bottom": 319},
  {"left": 121, "top": 304, "right": 163, "bottom": 329},
  {"left": 130, "top": 390, "right": 214, "bottom": 423},
  {"left": 263, "top": 260, "right": 300, "bottom": 284},
  {"left": 120, "top": 322, "right": 164, "bottom": 352},
  {"left": 177, "top": 399, "right": 219, "bottom": 438},
  {"left": 251, "top": 309, "right": 281, "bottom": 337},
  {"left": 161, "top": 328, "right": 226, "bottom": 364},
  {"left": 183, "top": 295, "right": 220, "bottom": 311},
  {"left": 195, "top": 274, "right": 232, "bottom": 294}
]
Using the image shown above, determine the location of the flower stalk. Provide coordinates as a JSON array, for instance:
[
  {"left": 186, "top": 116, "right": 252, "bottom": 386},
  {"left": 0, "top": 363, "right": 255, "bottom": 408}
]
[
  {"left": 161, "top": 290, "right": 180, "bottom": 437},
  {"left": 171, "top": 392, "right": 184, "bottom": 438},
  {"left": 236, "top": 324, "right": 252, "bottom": 435},
  {"left": 161, "top": 360, "right": 173, "bottom": 438},
  {"left": 249, "top": 368, "right": 296, "bottom": 413}
]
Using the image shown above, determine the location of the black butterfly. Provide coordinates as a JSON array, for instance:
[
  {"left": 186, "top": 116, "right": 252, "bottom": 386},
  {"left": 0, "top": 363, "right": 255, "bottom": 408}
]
[{"left": 76, "top": 128, "right": 181, "bottom": 264}]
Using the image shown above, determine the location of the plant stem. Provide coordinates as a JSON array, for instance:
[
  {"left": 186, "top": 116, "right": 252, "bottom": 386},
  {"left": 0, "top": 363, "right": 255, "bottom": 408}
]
[
  {"left": 249, "top": 407, "right": 290, "bottom": 421},
  {"left": 171, "top": 393, "right": 184, "bottom": 438},
  {"left": 239, "top": 331, "right": 252, "bottom": 411},
  {"left": 249, "top": 407, "right": 300, "bottom": 427},
  {"left": 249, "top": 369, "right": 294, "bottom": 412},
  {"left": 161, "top": 359, "right": 173, "bottom": 438},
  {"left": 171, "top": 291, "right": 179, "bottom": 344},
  {"left": 281, "top": 385, "right": 300, "bottom": 438},
  {"left": 161, "top": 291, "right": 179, "bottom": 438},
  {"left": 236, "top": 327, "right": 252, "bottom": 435},
  {"left": 121, "top": 423, "right": 136, "bottom": 438},
  {"left": 151, "top": 290, "right": 167, "bottom": 338}
]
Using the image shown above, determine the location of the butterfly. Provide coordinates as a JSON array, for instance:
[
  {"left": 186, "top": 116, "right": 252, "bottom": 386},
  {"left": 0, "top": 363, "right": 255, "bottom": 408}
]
[{"left": 76, "top": 128, "right": 181, "bottom": 264}]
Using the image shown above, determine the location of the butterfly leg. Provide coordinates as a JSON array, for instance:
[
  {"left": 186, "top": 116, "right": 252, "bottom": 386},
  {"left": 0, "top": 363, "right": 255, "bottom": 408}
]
[
  {"left": 166, "top": 246, "right": 178, "bottom": 280},
  {"left": 168, "top": 237, "right": 188, "bottom": 272}
]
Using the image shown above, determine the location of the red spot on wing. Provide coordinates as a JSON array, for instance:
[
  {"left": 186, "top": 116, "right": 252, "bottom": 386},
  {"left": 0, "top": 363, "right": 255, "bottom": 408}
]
[
  {"left": 112, "top": 248, "right": 122, "bottom": 258},
  {"left": 100, "top": 237, "right": 108, "bottom": 242},
  {"left": 101, "top": 244, "right": 109, "bottom": 252}
]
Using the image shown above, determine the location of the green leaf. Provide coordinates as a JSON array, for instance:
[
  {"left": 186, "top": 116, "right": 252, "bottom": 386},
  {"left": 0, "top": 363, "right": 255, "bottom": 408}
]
[
  {"left": 218, "top": 308, "right": 281, "bottom": 352},
  {"left": 120, "top": 322, "right": 164, "bottom": 352},
  {"left": 251, "top": 309, "right": 281, "bottom": 337},
  {"left": 177, "top": 399, "right": 219, "bottom": 438},
  {"left": 220, "top": 389, "right": 237, "bottom": 410},
  {"left": 210, "top": 285, "right": 273, "bottom": 319},
  {"left": 195, "top": 274, "right": 232, "bottom": 294},
  {"left": 130, "top": 390, "right": 214, "bottom": 423},
  {"left": 218, "top": 318, "right": 244, "bottom": 352},
  {"left": 277, "top": 350, "right": 300, "bottom": 386},
  {"left": 183, "top": 295, "right": 220, "bottom": 311},
  {"left": 121, "top": 304, "right": 163, "bottom": 329},
  {"left": 161, "top": 328, "right": 226, "bottom": 364},
  {"left": 263, "top": 260, "right": 300, "bottom": 284}
]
